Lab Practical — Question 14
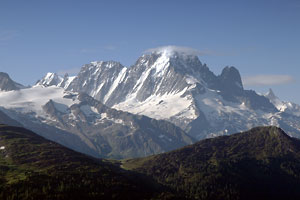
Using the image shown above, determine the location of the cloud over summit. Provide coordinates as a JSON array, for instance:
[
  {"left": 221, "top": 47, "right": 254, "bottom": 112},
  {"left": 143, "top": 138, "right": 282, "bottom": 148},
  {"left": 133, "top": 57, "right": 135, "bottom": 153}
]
[{"left": 144, "top": 46, "right": 207, "bottom": 56}]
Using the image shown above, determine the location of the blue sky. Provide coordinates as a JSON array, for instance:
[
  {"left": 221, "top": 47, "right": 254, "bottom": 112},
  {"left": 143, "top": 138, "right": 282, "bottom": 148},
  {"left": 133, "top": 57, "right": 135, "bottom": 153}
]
[{"left": 0, "top": 0, "right": 299, "bottom": 104}]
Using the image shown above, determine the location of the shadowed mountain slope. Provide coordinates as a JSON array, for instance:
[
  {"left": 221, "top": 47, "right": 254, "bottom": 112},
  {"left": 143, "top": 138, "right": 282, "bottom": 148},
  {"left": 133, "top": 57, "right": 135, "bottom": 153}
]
[
  {"left": 0, "top": 72, "right": 25, "bottom": 91},
  {"left": 123, "top": 126, "right": 300, "bottom": 200},
  {"left": 0, "top": 124, "right": 184, "bottom": 200}
]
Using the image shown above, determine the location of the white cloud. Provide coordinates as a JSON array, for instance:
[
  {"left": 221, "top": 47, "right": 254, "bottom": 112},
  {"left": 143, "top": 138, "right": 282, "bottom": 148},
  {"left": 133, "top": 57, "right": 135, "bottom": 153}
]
[
  {"left": 144, "top": 45, "right": 210, "bottom": 56},
  {"left": 243, "top": 75, "right": 294, "bottom": 86},
  {"left": 57, "top": 67, "right": 80, "bottom": 76},
  {"left": 144, "top": 45, "right": 233, "bottom": 57}
]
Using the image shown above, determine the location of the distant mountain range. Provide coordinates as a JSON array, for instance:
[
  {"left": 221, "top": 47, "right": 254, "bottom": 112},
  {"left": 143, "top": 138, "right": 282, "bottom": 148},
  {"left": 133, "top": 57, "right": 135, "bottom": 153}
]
[
  {"left": 0, "top": 47, "right": 300, "bottom": 159},
  {"left": 0, "top": 84, "right": 193, "bottom": 159},
  {"left": 1, "top": 47, "right": 300, "bottom": 199},
  {"left": 36, "top": 47, "right": 300, "bottom": 139},
  {"left": 2, "top": 124, "right": 300, "bottom": 199}
]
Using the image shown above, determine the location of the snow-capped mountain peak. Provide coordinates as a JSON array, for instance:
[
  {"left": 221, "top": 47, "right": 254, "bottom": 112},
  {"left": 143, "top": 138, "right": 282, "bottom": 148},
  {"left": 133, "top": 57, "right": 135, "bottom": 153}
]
[
  {"left": 36, "top": 72, "right": 75, "bottom": 89},
  {"left": 142, "top": 47, "right": 206, "bottom": 75},
  {"left": 265, "top": 88, "right": 277, "bottom": 100},
  {"left": 264, "top": 89, "right": 300, "bottom": 116},
  {"left": 33, "top": 48, "right": 300, "bottom": 139},
  {"left": 36, "top": 72, "right": 63, "bottom": 86}
]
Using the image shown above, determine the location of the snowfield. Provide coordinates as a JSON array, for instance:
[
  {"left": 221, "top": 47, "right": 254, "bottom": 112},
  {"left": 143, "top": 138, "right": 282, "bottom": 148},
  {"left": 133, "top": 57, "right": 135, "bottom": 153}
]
[{"left": 0, "top": 85, "right": 79, "bottom": 117}]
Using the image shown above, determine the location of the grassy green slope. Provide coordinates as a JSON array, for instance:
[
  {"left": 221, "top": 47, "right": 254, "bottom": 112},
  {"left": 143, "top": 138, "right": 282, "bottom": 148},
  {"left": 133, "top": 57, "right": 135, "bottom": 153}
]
[
  {"left": 0, "top": 124, "right": 183, "bottom": 200},
  {"left": 123, "top": 126, "right": 300, "bottom": 200}
]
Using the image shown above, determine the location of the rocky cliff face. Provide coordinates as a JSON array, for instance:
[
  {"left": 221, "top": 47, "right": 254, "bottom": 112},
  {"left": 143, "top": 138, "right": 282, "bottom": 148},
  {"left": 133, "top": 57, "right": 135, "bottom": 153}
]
[{"left": 0, "top": 72, "right": 25, "bottom": 91}]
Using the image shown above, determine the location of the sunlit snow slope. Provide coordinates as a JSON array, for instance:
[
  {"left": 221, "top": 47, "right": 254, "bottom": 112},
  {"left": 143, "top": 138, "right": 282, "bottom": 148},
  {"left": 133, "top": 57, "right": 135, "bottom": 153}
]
[{"left": 0, "top": 84, "right": 194, "bottom": 159}]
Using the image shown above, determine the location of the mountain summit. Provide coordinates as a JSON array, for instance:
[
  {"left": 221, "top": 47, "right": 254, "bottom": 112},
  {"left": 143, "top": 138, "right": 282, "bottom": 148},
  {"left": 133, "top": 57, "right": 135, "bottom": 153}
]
[
  {"left": 264, "top": 88, "right": 300, "bottom": 117},
  {"left": 35, "top": 46, "right": 300, "bottom": 139},
  {"left": 0, "top": 72, "right": 25, "bottom": 91}
]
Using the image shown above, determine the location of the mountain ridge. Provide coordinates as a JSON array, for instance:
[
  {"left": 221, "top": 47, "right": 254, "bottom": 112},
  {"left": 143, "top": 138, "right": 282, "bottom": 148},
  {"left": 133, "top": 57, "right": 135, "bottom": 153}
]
[
  {"left": 0, "top": 85, "right": 194, "bottom": 159},
  {"left": 0, "top": 72, "right": 26, "bottom": 91},
  {"left": 0, "top": 124, "right": 183, "bottom": 200},
  {"left": 122, "top": 126, "right": 300, "bottom": 200},
  {"left": 35, "top": 48, "right": 300, "bottom": 139},
  {"left": 2, "top": 123, "right": 300, "bottom": 199}
]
